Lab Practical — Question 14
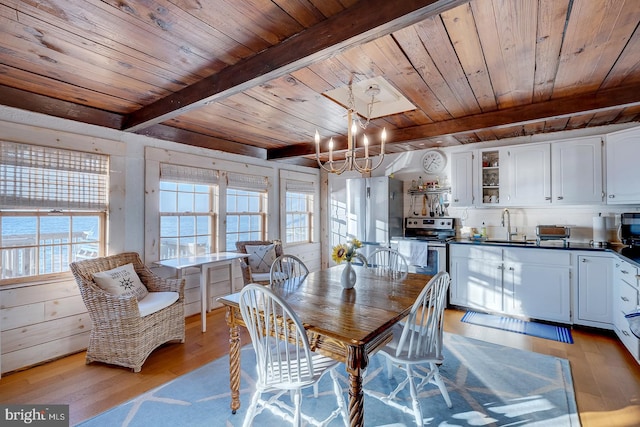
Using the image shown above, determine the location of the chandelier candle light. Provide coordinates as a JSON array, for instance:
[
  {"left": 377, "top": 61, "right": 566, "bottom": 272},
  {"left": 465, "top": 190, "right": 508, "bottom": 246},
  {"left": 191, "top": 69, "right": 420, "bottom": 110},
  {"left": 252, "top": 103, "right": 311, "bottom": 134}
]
[{"left": 315, "top": 82, "right": 387, "bottom": 174}]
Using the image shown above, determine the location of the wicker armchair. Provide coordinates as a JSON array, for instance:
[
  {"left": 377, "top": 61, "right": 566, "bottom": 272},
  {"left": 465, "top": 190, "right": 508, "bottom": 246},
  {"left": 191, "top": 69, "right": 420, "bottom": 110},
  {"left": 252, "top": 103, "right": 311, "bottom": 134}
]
[
  {"left": 69, "top": 252, "right": 185, "bottom": 372},
  {"left": 235, "top": 240, "right": 283, "bottom": 285}
]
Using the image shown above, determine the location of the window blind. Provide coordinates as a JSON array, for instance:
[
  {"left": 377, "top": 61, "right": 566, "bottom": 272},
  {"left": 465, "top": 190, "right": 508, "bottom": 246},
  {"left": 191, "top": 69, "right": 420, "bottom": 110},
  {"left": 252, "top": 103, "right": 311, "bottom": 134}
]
[
  {"left": 285, "top": 179, "right": 315, "bottom": 194},
  {"left": 0, "top": 141, "right": 108, "bottom": 211},
  {"left": 160, "top": 163, "right": 219, "bottom": 185},
  {"left": 227, "top": 172, "right": 269, "bottom": 191}
]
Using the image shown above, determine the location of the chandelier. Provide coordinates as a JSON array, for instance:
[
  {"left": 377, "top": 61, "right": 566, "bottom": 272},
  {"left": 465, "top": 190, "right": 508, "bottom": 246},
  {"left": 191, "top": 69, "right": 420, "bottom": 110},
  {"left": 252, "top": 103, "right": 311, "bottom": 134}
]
[{"left": 314, "top": 80, "right": 386, "bottom": 174}]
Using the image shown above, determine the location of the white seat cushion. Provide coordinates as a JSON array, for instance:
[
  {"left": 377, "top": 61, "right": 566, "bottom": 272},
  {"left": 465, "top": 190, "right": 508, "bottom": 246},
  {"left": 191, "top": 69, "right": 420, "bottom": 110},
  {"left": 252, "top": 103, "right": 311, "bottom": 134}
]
[
  {"left": 251, "top": 272, "right": 271, "bottom": 282},
  {"left": 138, "top": 292, "right": 179, "bottom": 317}
]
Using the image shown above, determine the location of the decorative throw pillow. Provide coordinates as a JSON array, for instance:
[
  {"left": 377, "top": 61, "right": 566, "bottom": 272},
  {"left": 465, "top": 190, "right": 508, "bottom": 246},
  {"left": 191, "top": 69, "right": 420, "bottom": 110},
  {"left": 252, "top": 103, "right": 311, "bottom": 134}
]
[
  {"left": 92, "top": 263, "right": 149, "bottom": 300},
  {"left": 245, "top": 244, "right": 277, "bottom": 273}
]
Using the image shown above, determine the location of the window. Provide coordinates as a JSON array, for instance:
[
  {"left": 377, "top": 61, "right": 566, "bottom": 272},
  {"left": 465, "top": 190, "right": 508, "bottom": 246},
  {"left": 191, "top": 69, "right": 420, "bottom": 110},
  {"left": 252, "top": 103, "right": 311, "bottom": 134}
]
[
  {"left": 159, "top": 164, "right": 218, "bottom": 260},
  {"left": 0, "top": 141, "right": 108, "bottom": 281},
  {"left": 226, "top": 172, "right": 269, "bottom": 249},
  {"left": 284, "top": 180, "right": 314, "bottom": 244}
]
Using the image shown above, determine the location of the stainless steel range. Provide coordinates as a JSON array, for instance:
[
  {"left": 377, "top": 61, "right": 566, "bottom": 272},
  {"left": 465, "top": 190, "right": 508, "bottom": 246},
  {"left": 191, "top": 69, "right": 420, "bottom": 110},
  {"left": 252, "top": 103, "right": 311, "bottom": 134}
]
[
  {"left": 404, "top": 217, "right": 456, "bottom": 241},
  {"left": 391, "top": 217, "right": 456, "bottom": 275}
]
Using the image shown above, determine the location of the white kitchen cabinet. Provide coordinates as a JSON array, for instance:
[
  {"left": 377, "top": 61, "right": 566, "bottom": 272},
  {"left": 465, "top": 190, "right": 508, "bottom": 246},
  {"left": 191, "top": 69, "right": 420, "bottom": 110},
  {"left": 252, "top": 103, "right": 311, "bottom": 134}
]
[
  {"left": 612, "top": 258, "right": 640, "bottom": 363},
  {"left": 450, "top": 256, "right": 503, "bottom": 311},
  {"left": 576, "top": 254, "right": 613, "bottom": 327},
  {"left": 478, "top": 149, "right": 503, "bottom": 206},
  {"left": 449, "top": 245, "right": 502, "bottom": 311},
  {"left": 502, "top": 144, "right": 551, "bottom": 206},
  {"left": 449, "top": 244, "right": 571, "bottom": 323},
  {"left": 552, "top": 136, "right": 603, "bottom": 204},
  {"left": 504, "top": 248, "right": 571, "bottom": 323},
  {"left": 606, "top": 127, "right": 640, "bottom": 204},
  {"left": 450, "top": 151, "right": 474, "bottom": 206}
]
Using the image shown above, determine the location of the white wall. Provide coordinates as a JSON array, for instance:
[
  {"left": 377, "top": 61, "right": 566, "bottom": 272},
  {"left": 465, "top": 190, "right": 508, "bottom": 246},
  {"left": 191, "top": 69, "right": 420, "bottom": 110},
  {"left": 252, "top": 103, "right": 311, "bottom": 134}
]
[{"left": 0, "top": 105, "right": 321, "bottom": 374}]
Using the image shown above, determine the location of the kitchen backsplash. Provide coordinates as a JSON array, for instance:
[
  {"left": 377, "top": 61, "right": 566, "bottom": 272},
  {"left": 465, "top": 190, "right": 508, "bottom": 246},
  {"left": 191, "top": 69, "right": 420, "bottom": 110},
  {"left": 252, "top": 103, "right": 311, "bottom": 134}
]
[
  {"left": 395, "top": 179, "right": 638, "bottom": 244},
  {"left": 446, "top": 205, "right": 640, "bottom": 244}
]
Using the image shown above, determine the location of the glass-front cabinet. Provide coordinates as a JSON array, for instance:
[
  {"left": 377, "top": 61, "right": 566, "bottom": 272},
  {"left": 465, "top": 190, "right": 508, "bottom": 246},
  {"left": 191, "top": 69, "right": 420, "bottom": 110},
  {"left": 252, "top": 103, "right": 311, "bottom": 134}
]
[{"left": 479, "top": 149, "right": 501, "bottom": 205}]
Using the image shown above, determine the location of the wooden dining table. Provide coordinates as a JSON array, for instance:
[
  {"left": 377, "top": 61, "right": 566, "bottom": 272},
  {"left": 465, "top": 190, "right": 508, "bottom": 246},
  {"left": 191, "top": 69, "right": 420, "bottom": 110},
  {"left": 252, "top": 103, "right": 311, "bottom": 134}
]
[{"left": 217, "top": 263, "right": 432, "bottom": 427}]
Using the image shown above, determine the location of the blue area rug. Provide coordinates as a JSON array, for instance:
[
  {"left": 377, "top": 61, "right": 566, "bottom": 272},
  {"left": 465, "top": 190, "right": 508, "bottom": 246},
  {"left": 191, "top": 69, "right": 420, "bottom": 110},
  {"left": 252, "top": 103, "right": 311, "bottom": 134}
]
[
  {"left": 76, "top": 333, "right": 579, "bottom": 426},
  {"left": 461, "top": 311, "right": 574, "bottom": 343}
]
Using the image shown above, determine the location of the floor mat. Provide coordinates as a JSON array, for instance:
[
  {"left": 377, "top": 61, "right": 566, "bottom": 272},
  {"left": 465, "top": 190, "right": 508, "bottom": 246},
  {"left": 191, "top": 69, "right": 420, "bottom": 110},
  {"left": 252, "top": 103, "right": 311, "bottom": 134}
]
[{"left": 461, "top": 311, "right": 573, "bottom": 343}]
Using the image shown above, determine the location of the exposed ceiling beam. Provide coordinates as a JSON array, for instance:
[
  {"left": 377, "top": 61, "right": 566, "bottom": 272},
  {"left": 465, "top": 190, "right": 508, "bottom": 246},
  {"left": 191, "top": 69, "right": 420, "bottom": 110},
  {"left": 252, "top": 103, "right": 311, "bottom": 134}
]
[
  {"left": 136, "top": 125, "right": 267, "bottom": 158},
  {"left": 0, "top": 85, "right": 123, "bottom": 129},
  {"left": 122, "top": 0, "right": 469, "bottom": 132},
  {"left": 269, "top": 83, "right": 640, "bottom": 159}
]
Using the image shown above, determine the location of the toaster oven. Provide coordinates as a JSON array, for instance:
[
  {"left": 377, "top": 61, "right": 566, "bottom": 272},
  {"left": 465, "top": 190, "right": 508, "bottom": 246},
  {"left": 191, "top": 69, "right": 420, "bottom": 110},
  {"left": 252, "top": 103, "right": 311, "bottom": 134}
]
[{"left": 620, "top": 213, "right": 640, "bottom": 247}]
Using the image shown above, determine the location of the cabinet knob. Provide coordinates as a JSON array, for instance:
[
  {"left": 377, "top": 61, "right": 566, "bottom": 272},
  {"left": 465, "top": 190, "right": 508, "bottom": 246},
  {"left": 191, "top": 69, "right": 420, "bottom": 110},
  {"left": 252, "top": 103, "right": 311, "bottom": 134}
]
[
  {"left": 581, "top": 258, "right": 587, "bottom": 263},
  {"left": 609, "top": 194, "right": 615, "bottom": 198},
  {"left": 621, "top": 296, "right": 630, "bottom": 302},
  {"left": 622, "top": 330, "right": 630, "bottom": 336},
  {"left": 453, "top": 198, "right": 459, "bottom": 202},
  {"left": 498, "top": 265, "right": 505, "bottom": 270},
  {"left": 545, "top": 197, "right": 551, "bottom": 200},
  {"left": 508, "top": 266, "right": 514, "bottom": 271},
  {"left": 621, "top": 270, "right": 629, "bottom": 274},
  {"left": 557, "top": 196, "right": 564, "bottom": 200}
]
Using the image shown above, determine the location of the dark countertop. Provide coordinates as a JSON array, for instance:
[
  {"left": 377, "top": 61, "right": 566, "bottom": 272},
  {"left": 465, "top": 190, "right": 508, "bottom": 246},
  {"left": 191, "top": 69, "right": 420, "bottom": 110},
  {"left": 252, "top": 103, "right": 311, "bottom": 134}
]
[{"left": 450, "top": 239, "right": 640, "bottom": 267}]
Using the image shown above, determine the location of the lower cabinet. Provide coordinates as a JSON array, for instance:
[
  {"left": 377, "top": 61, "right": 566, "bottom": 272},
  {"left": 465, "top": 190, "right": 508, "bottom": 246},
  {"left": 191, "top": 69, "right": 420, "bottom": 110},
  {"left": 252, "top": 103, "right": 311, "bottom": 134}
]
[
  {"left": 450, "top": 248, "right": 503, "bottom": 312},
  {"left": 576, "top": 254, "right": 613, "bottom": 327},
  {"left": 449, "top": 245, "right": 571, "bottom": 323},
  {"left": 505, "top": 254, "right": 571, "bottom": 323},
  {"left": 450, "top": 243, "right": 640, "bottom": 364},
  {"left": 613, "top": 259, "right": 640, "bottom": 363}
]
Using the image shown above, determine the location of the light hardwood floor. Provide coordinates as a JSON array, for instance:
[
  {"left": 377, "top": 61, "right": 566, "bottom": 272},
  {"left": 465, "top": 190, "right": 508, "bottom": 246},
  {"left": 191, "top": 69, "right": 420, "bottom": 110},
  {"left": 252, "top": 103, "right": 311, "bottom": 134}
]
[{"left": 1, "top": 308, "right": 639, "bottom": 426}]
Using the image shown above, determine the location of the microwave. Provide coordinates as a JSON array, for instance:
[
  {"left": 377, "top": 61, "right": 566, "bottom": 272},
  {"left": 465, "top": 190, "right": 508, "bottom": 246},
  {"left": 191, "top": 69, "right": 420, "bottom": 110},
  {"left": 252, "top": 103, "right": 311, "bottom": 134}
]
[{"left": 620, "top": 213, "right": 640, "bottom": 246}]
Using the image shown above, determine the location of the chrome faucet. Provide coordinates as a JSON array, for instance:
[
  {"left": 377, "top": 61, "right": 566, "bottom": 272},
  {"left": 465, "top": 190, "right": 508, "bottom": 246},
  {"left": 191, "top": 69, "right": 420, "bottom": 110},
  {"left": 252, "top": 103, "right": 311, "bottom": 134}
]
[{"left": 501, "top": 209, "right": 517, "bottom": 241}]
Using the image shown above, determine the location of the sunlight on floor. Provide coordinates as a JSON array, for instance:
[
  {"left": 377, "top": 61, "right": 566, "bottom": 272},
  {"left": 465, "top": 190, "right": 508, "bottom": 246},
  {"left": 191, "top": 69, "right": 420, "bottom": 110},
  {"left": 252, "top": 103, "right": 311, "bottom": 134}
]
[{"left": 581, "top": 405, "right": 640, "bottom": 427}]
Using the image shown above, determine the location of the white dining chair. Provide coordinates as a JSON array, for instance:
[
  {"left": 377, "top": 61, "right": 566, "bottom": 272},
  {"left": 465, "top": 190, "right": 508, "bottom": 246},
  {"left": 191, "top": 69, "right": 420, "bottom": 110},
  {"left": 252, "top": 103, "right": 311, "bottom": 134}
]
[
  {"left": 367, "top": 248, "right": 409, "bottom": 279},
  {"left": 364, "top": 271, "right": 452, "bottom": 427},
  {"left": 238, "top": 284, "right": 348, "bottom": 427},
  {"left": 269, "top": 254, "right": 309, "bottom": 286}
]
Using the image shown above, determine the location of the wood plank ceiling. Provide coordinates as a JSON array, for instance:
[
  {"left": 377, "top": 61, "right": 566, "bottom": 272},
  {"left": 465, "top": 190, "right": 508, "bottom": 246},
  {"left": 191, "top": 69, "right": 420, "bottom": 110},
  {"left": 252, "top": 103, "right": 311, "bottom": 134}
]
[{"left": 1, "top": 0, "right": 639, "bottom": 167}]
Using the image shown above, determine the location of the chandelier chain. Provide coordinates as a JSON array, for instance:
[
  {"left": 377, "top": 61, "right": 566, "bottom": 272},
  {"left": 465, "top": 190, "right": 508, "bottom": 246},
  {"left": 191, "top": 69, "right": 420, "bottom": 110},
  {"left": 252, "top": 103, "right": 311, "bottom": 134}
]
[{"left": 347, "top": 81, "right": 376, "bottom": 131}]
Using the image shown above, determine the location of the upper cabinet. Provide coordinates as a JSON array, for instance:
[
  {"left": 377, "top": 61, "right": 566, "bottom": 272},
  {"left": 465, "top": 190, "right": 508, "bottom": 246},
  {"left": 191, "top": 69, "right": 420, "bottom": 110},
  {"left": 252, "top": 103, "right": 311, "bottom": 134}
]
[
  {"left": 503, "top": 144, "right": 551, "bottom": 206},
  {"left": 606, "top": 127, "right": 640, "bottom": 204},
  {"left": 449, "top": 134, "right": 610, "bottom": 207},
  {"left": 552, "top": 137, "right": 604, "bottom": 205},
  {"left": 478, "top": 149, "right": 503, "bottom": 206},
  {"left": 450, "top": 151, "right": 474, "bottom": 206}
]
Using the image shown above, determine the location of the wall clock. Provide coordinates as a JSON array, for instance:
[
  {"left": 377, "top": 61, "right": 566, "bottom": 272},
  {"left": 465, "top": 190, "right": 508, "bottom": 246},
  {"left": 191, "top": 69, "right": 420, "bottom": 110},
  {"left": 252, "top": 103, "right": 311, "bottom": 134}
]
[{"left": 421, "top": 149, "right": 447, "bottom": 174}]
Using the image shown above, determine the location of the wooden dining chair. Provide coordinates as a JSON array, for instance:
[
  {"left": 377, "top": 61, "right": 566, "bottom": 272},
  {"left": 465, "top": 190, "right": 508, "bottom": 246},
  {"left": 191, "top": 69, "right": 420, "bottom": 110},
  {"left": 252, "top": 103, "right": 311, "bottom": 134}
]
[
  {"left": 269, "top": 254, "right": 309, "bottom": 286},
  {"left": 238, "top": 284, "right": 348, "bottom": 427},
  {"left": 367, "top": 248, "right": 409, "bottom": 279},
  {"left": 364, "top": 271, "right": 452, "bottom": 427}
]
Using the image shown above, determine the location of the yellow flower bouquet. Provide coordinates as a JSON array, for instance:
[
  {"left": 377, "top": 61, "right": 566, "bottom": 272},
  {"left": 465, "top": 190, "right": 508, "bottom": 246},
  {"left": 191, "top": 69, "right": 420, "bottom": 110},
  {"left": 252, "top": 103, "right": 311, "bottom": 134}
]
[{"left": 331, "top": 238, "right": 368, "bottom": 265}]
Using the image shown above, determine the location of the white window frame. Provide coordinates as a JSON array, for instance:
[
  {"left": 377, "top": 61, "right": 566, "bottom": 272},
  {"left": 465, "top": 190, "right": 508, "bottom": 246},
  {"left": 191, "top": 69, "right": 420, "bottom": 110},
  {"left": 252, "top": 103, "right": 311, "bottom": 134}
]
[
  {"left": 279, "top": 170, "right": 319, "bottom": 246},
  {"left": 144, "top": 148, "right": 275, "bottom": 261},
  {"left": 0, "top": 141, "right": 108, "bottom": 283},
  {"left": 225, "top": 172, "right": 269, "bottom": 248},
  {"left": 284, "top": 182, "right": 314, "bottom": 244},
  {"left": 158, "top": 181, "right": 218, "bottom": 260}
]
